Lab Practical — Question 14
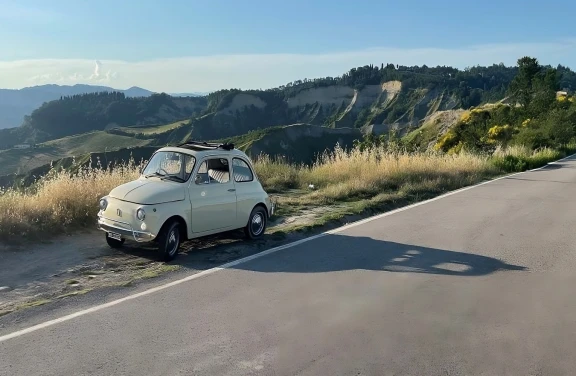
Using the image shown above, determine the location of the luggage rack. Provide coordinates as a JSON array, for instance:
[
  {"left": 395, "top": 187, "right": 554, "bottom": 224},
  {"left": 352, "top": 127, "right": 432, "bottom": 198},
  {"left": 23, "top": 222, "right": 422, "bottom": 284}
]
[{"left": 177, "top": 141, "right": 235, "bottom": 151}]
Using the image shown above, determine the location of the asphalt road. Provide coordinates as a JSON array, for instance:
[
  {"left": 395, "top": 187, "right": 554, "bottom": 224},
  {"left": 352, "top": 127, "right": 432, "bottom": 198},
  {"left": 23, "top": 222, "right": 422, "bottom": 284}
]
[{"left": 3, "top": 157, "right": 576, "bottom": 375}]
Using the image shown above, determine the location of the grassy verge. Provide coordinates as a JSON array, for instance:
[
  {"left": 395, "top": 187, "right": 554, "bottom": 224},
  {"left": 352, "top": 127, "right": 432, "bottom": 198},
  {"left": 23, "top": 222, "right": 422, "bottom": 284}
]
[
  {"left": 0, "top": 144, "right": 572, "bottom": 243},
  {"left": 490, "top": 145, "right": 575, "bottom": 173}
]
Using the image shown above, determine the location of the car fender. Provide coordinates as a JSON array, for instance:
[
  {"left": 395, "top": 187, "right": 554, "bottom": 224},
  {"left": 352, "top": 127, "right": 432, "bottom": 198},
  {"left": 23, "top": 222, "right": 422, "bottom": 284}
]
[{"left": 143, "top": 200, "right": 192, "bottom": 240}]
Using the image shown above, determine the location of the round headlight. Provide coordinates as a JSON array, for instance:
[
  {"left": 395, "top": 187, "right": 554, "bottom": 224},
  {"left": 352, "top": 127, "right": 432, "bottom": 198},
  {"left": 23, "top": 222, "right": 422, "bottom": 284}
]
[
  {"left": 99, "top": 198, "right": 108, "bottom": 210},
  {"left": 136, "top": 208, "right": 146, "bottom": 221}
]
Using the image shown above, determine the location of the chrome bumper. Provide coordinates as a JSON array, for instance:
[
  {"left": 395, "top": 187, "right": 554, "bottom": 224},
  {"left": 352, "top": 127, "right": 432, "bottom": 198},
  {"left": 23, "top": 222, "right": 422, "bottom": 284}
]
[{"left": 97, "top": 214, "right": 156, "bottom": 242}]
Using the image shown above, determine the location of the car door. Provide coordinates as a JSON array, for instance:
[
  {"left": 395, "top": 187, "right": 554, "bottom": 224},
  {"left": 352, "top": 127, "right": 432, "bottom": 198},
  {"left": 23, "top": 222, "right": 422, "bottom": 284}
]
[
  {"left": 189, "top": 156, "right": 238, "bottom": 234},
  {"left": 231, "top": 156, "right": 259, "bottom": 228}
]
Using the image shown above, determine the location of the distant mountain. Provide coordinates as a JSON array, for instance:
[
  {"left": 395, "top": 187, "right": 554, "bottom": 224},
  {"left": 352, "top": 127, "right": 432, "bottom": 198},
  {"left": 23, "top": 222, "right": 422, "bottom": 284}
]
[{"left": 0, "top": 84, "right": 156, "bottom": 129}]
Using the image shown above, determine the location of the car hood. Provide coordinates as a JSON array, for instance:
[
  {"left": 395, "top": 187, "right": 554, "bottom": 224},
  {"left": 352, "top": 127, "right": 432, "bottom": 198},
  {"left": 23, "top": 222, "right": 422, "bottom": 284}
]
[{"left": 109, "top": 178, "right": 186, "bottom": 204}]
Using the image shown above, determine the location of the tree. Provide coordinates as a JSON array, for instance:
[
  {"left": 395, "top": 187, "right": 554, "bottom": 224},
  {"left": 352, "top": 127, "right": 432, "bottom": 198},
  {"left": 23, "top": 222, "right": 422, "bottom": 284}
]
[{"left": 508, "top": 56, "right": 541, "bottom": 108}]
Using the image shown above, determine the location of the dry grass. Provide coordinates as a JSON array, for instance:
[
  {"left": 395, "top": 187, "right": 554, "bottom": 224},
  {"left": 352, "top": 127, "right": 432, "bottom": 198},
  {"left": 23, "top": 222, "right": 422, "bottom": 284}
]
[
  {"left": 257, "top": 145, "right": 498, "bottom": 204},
  {"left": 490, "top": 145, "right": 568, "bottom": 172},
  {"left": 0, "top": 159, "right": 142, "bottom": 240},
  {"left": 0, "top": 145, "right": 522, "bottom": 242}
]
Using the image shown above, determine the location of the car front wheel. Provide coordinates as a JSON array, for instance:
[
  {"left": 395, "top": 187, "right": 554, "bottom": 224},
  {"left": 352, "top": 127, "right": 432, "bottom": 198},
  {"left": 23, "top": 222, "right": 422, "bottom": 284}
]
[
  {"left": 158, "top": 221, "right": 181, "bottom": 261},
  {"left": 244, "top": 206, "right": 267, "bottom": 240}
]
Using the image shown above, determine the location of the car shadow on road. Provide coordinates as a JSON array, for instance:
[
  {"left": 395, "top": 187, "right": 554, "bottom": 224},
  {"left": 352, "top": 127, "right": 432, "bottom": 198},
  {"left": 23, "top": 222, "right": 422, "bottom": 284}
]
[
  {"left": 505, "top": 177, "right": 576, "bottom": 184},
  {"left": 119, "top": 228, "right": 269, "bottom": 266},
  {"left": 532, "top": 162, "right": 576, "bottom": 171},
  {"left": 229, "top": 234, "right": 527, "bottom": 277},
  {"left": 118, "top": 231, "right": 526, "bottom": 277}
]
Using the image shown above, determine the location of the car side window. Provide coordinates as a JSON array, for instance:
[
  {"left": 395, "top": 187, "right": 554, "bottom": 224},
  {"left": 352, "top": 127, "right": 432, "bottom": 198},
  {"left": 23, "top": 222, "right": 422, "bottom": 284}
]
[
  {"left": 195, "top": 161, "right": 209, "bottom": 184},
  {"left": 195, "top": 158, "right": 230, "bottom": 185},
  {"left": 232, "top": 158, "right": 254, "bottom": 182}
]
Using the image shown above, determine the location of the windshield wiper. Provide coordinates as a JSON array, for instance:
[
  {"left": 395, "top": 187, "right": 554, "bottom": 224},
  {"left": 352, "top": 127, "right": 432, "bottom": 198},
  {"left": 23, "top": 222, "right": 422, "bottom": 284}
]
[
  {"left": 145, "top": 172, "right": 165, "bottom": 179},
  {"left": 161, "top": 175, "right": 186, "bottom": 183}
]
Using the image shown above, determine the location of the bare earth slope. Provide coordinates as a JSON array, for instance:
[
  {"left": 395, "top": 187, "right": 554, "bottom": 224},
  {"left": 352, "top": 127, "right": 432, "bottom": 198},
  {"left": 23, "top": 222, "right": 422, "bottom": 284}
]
[{"left": 2, "top": 156, "right": 576, "bottom": 375}]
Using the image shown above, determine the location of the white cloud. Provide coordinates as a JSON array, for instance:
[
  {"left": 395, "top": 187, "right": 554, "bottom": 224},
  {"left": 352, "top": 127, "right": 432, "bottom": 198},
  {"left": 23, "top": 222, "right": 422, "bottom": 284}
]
[
  {"left": 2, "top": 40, "right": 576, "bottom": 92},
  {"left": 21, "top": 60, "right": 117, "bottom": 86},
  {"left": 90, "top": 60, "right": 102, "bottom": 80}
]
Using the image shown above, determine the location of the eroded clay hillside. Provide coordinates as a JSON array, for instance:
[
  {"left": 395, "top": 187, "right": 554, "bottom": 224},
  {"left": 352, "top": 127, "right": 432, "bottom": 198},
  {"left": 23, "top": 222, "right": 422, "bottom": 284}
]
[{"left": 187, "top": 80, "right": 464, "bottom": 140}]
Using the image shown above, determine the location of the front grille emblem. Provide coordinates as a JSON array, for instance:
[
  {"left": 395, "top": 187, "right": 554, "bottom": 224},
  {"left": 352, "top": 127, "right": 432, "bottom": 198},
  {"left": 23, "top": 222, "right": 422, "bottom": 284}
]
[{"left": 117, "top": 209, "right": 122, "bottom": 217}]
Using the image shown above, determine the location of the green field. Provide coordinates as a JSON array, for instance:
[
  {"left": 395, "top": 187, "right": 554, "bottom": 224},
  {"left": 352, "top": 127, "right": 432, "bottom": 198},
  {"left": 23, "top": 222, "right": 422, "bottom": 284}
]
[
  {"left": 0, "top": 118, "right": 192, "bottom": 177},
  {"left": 41, "top": 131, "right": 152, "bottom": 155},
  {"left": 117, "top": 120, "right": 188, "bottom": 135},
  {"left": 0, "top": 147, "right": 61, "bottom": 175},
  {"left": 0, "top": 131, "right": 152, "bottom": 176}
]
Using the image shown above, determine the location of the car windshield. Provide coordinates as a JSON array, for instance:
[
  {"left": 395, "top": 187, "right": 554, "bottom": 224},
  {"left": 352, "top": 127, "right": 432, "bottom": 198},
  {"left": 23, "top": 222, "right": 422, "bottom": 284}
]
[{"left": 142, "top": 151, "right": 196, "bottom": 183}]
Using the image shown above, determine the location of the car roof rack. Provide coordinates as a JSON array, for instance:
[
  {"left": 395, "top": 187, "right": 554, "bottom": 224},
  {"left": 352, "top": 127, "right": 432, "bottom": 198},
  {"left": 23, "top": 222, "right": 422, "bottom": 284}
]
[{"left": 176, "top": 141, "right": 235, "bottom": 151}]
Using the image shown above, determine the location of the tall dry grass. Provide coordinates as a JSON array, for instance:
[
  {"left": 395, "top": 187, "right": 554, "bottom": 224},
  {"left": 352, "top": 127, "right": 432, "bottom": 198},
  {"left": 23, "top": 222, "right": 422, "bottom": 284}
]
[
  {"left": 0, "top": 159, "right": 142, "bottom": 240},
  {"left": 490, "top": 144, "right": 568, "bottom": 172},
  {"left": 256, "top": 146, "right": 498, "bottom": 204},
  {"left": 0, "top": 144, "right": 544, "bottom": 241}
]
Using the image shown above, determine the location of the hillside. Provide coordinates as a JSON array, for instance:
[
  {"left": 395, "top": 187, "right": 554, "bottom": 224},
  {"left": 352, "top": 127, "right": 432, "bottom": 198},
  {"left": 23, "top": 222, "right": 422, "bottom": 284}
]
[
  {"left": 0, "top": 84, "right": 155, "bottom": 129},
  {"left": 0, "top": 131, "right": 153, "bottom": 176},
  {"left": 223, "top": 123, "right": 363, "bottom": 164},
  {"left": 186, "top": 63, "right": 576, "bottom": 141},
  {"left": 0, "top": 92, "right": 207, "bottom": 148},
  {"left": 0, "top": 146, "right": 159, "bottom": 189}
]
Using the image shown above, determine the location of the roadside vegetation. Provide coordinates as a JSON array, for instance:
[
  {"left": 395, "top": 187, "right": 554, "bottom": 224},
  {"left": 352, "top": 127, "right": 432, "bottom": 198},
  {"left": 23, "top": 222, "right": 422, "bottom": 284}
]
[{"left": 0, "top": 141, "right": 570, "bottom": 242}]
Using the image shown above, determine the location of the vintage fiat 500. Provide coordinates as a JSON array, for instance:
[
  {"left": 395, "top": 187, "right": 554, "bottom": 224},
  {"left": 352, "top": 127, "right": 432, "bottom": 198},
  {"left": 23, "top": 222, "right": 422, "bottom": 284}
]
[{"left": 97, "top": 142, "right": 275, "bottom": 261}]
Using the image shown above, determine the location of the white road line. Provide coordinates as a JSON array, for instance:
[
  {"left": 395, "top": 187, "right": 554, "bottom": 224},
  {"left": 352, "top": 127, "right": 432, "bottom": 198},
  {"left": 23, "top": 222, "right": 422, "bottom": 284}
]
[{"left": 1, "top": 154, "right": 574, "bottom": 343}]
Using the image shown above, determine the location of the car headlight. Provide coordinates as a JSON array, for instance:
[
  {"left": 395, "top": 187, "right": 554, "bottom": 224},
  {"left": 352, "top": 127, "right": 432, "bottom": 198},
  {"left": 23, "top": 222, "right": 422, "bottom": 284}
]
[
  {"left": 136, "top": 208, "right": 146, "bottom": 221},
  {"left": 99, "top": 198, "right": 108, "bottom": 210}
]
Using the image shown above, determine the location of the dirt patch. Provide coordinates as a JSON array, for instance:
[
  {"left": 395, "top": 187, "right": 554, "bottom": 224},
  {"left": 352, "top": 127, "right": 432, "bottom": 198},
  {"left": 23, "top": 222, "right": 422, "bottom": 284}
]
[
  {"left": 270, "top": 205, "right": 347, "bottom": 230},
  {"left": 381, "top": 80, "right": 402, "bottom": 94}
]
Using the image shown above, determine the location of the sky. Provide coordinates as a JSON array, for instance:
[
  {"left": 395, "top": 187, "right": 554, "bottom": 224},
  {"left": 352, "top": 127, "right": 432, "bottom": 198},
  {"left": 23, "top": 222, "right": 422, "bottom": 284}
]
[{"left": 1, "top": 0, "right": 576, "bottom": 93}]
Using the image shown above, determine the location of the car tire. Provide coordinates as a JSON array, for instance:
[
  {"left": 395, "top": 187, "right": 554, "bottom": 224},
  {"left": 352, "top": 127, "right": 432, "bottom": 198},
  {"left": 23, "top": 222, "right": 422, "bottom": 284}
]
[
  {"left": 244, "top": 206, "right": 267, "bottom": 240},
  {"left": 105, "top": 233, "right": 125, "bottom": 249},
  {"left": 158, "top": 220, "right": 181, "bottom": 262}
]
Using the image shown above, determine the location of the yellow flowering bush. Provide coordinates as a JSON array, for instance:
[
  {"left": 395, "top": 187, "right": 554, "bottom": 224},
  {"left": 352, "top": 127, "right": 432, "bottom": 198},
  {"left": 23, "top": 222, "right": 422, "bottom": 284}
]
[
  {"left": 459, "top": 111, "right": 471, "bottom": 124},
  {"left": 487, "top": 124, "right": 513, "bottom": 143},
  {"left": 434, "top": 131, "right": 458, "bottom": 151}
]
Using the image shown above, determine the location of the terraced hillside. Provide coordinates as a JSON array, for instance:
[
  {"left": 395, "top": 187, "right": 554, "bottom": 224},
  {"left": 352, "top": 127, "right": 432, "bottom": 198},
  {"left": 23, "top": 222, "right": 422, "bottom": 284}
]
[
  {"left": 224, "top": 123, "right": 363, "bottom": 164},
  {"left": 0, "top": 131, "right": 153, "bottom": 176},
  {"left": 115, "top": 120, "right": 189, "bottom": 135}
]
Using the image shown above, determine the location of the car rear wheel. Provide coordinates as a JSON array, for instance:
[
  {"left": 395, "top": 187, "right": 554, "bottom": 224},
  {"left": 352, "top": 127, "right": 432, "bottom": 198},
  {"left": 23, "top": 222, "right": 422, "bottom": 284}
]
[
  {"left": 244, "top": 206, "right": 267, "bottom": 240},
  {"left": 105, "top": 233, "right": 125, "bottom": 249},
  {"left": 158, "top": 220, "right": 181, "bottom": 261}
]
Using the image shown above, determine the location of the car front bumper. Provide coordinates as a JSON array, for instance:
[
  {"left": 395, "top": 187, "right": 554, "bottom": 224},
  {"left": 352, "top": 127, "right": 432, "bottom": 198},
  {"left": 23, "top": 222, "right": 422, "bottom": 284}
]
[{"left": 97, "top": 214, "right": 156, "bottom": 242}]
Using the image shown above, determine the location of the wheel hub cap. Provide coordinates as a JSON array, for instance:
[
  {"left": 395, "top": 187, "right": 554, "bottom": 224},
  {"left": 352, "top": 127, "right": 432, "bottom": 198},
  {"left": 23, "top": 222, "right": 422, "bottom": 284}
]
[{"left": 251, "top": 214, "right": 264, "bottom": 235}]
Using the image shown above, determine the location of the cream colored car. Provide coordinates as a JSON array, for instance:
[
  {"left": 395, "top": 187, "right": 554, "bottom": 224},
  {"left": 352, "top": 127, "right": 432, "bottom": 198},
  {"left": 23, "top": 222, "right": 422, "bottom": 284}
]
[{"left": 97, "top": 142, "right": 275, "bottom": 261}]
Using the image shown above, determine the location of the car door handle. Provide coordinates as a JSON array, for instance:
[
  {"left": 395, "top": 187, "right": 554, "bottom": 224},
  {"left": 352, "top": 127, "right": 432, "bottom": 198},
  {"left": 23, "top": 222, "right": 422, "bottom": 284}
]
[{"left": 228, "top": 189, "right": 236, "bottom": 192}]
